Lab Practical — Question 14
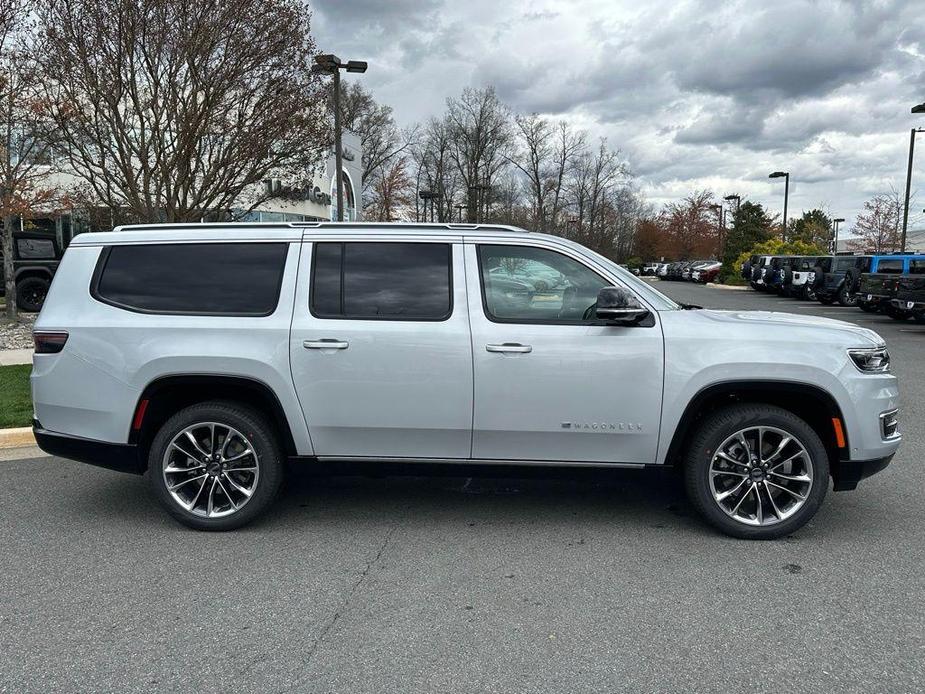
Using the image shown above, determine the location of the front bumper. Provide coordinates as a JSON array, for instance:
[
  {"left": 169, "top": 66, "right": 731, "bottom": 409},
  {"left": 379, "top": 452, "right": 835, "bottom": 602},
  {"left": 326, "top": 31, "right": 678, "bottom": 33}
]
[
  {"left": 33, "top": 421, "right": 143, "bottom": 474},
  {"left": 832, "top": 454, "right": 894, "bottom": 491},
  {"left": 891, "top": 298, "right": 924, "bottom": 311}
]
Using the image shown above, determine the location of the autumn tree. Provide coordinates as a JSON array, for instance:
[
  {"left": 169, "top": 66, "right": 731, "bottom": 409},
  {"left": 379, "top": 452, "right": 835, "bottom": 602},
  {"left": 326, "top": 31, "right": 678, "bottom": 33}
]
[
  {"left": 1, "top": 0, "right": 59, "bottom": 320},
  {"left": 366, "top": 156, "right": 413, "bottom": 222},
  {"left": 848, "top": 192, "right": 902, "bottom": 253},
  {"left": 35, "top": 0, "right": 329, "bottom": 224},
  {"left": 664, "top": 190, "right": 718, "bottom": 259}
]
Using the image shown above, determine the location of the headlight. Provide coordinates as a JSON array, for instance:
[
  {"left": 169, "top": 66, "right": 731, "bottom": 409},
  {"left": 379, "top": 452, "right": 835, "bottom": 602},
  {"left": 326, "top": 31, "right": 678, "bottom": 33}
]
[{"left": 848, "top": 347, "right": 890, "bottom": 373}]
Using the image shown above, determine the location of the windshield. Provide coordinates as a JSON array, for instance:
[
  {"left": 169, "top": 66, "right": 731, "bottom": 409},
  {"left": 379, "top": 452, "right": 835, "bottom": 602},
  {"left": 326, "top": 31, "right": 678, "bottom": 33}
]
[{"left": 577, "top": 246, "right": 680, "bottom": 310}]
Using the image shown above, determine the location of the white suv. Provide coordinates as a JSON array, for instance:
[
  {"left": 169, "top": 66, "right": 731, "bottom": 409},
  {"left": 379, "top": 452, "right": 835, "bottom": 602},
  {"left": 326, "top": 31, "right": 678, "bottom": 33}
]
[{"left": 31, "top": 223, "right": 901, "bottom": 538}]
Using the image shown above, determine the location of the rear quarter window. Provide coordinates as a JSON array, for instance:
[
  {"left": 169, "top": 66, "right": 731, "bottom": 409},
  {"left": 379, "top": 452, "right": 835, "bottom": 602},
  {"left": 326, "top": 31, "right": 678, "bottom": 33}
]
[
  {"left": 876, "top": 259, "right": 903, "bottom": 274},
  {"left": 911, "top": 260, "right": 925, "bottom": 275},
  {"left": 93, "top": 242, "right": 288, "bottom": 315}
]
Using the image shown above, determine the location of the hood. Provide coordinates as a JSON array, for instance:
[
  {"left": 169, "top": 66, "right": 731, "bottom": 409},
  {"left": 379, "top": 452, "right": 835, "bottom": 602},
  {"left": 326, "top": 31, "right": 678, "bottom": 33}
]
[{"left": 686, "top": 309, "right": 884, "bottom": 347}]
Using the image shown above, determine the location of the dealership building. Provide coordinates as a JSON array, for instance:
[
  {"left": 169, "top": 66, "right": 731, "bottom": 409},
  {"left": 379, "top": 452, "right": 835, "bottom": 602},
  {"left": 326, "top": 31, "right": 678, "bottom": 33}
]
[{"left": 22, "top": 130, "right": 363, "bottom": 250}]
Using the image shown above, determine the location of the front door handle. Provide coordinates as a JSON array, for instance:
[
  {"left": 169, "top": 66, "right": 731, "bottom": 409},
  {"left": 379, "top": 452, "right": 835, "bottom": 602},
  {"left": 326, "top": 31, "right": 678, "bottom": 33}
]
[
  {"left": 304, "top": 339, "right": 349, "bottom": 350},
  {"left": 486, "top": 343, "right": 532, "bottom": 353}
]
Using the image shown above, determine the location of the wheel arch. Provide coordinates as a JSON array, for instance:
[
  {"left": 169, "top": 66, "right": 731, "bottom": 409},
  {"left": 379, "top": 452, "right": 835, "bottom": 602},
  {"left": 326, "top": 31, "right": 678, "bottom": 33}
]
[
  {"left": 664, "top": 380, "right": 848, "bottom": 470},
  {"left": 14, "top": 267, "right": 54, "bottom": 281},
  {"left": 129, "top": 374, "right": 299, "bottom": 469}
]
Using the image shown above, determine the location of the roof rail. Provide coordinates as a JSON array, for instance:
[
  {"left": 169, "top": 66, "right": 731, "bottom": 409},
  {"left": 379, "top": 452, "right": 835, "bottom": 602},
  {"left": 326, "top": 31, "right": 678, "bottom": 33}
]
[{"left": 113, "top": 221, "right": 530, "bottom": 233}]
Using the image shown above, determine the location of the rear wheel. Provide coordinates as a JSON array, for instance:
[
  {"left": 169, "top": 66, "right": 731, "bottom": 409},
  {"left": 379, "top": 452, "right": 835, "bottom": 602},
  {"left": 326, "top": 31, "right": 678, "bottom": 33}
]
[
  {"left": 15, "top": 276, "right": 50, "bottom": 312},
  {"left": 147, "top": 401, "right": 284, "bottom": 530},
  {"left": 684, "top": 404, "right": 828, "bottom": 540},
  {"left": 837, "top": 284, "right": 857, "bottom": 307}
]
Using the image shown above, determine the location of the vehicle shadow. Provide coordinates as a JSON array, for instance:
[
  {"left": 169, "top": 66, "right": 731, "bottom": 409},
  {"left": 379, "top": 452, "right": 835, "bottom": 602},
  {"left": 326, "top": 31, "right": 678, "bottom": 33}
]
[{"left": 73, "top": 462, "right": 707, "bottom": 536}]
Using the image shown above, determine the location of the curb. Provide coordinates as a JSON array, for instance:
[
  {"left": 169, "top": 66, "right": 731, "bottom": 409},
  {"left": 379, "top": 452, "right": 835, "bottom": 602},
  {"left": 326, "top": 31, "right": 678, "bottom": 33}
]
[{"left": 0, "top": 427, "right": 36, "bottom": 449}]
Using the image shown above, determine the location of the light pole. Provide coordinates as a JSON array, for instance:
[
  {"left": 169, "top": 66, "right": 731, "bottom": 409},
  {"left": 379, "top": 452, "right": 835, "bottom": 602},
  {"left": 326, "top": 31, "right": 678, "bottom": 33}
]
[
  {"left": 709, "top": 203, "right": 725, "bottom": 258},
  {"left": 901, "top": 103, "right": 925, "bottom": 252},
  {"left": 832, "top": 217, "right": 845, "bottom": 253},
  {"left": 454, "top": 204, "right": 466, "bottom": 222},
  {"left": 419, "top": 190, "right": 438, "bottom": 222},
  {"left": 724, "top": 194, "right": 741, "bottom": 212},
  {"left": 769, "top": 171, "right": 790, "bottom": 241},
  {"left": 313, "top": 54, "right": 367, "bottom": 222}
]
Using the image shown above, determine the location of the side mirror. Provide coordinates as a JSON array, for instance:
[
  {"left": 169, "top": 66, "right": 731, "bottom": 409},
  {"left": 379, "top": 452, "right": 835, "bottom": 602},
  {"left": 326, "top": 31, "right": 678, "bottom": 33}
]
[{"left": 595, "top": 286, "right": 650, "bottom": 325}]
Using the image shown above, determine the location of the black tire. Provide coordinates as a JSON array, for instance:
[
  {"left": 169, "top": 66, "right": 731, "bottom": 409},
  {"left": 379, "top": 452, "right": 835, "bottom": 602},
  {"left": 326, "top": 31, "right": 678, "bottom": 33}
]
[
  {"left": 684, "top": 404, "right": 829, "bottom": 540},
  {"left": 837, "top": 284, "right": 857, "bottom": 307},
  {"left": 15, "top": 276, "right": 50, "bottom": 312},
  {"left": 147, "top": 400, "right": 284, "bottom": 531},
  {"left": 804, "top": 286, "right": 817, "bottom": 301}
]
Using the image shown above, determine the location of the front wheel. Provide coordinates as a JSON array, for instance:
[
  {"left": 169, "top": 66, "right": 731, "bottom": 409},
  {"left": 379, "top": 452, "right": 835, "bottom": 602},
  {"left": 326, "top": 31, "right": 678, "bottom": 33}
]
[
  {"left": 684, "top": 404, "right": 829, "bottom": 540},
  {"left": 804, "top": 286, "right": 817, "bottom": 301},
  {"left": 147, "top": 401, "right": 284, "bottom": 530}
]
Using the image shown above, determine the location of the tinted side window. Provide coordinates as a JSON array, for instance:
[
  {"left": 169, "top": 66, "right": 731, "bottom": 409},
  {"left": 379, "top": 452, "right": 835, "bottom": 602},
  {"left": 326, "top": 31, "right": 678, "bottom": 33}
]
[
  {"left": 911, "top": 260, "right": 925, "bottom": 275},
  {"left": 877, "top": 259, "right": 903, "bottom": 274},
  {"left": 94, "top": 243, "right": 288, "bottom": 315},
  {"left": 310, "top": 242, "right": 452, "bottom": 320},
  {"left": 478, "top": 245, "right": 609, "bottom": 323},
  {"left": 17, "top": 238, "right": 56, "bottom": 259}
]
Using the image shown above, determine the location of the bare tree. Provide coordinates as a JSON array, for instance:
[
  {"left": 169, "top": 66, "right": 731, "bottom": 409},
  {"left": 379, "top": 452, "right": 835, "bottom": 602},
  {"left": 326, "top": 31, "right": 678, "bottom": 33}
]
[
  {"left": 548, "top": 121, "right": 585, "bottom": 232},
  {"left": 412, "top": 116, "right": 461, "bottom": 222},
  {"left": 510, "top": 113, "right": 552, "bottom": 229},
  {"left": 445, "top": 87, "right": 512, "bottom": 222},
  {"left": 338, "top": 82, "right": 414, "bottom": 196},
  {"left": 35, "top": 0, "right": 329, "bottom": 224},
  {"left": 848, "top": 190, "right": 903, "bottom": 253},
  {"left": 1, "top": 0, "right": 59, "bottom": 320}
]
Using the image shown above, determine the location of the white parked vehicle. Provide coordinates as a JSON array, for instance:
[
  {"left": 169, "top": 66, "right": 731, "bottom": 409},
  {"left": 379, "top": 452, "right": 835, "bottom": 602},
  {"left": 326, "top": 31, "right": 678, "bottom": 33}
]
[{"left": 32, "top": 223, "right": 901, "bottom": 538}]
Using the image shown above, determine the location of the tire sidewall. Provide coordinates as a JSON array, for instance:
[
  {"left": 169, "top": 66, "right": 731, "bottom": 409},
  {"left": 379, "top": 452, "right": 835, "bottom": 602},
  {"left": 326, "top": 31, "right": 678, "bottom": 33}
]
[
  {"left": 684, "top": 405, "right": 829, "bottom": 539},
  {"left": 147, "top": 401, "right": 283, "bottom": 530}
]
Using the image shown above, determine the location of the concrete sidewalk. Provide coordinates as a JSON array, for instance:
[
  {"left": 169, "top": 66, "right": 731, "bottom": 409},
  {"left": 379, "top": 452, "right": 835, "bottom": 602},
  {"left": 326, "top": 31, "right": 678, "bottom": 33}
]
[{"left": 0, "top": 348, "right": 32, "bottom": 366}]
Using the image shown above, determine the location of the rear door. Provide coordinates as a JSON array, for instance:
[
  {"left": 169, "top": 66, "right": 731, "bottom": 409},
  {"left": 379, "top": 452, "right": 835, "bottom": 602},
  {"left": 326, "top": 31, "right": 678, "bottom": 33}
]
[{"left": 289, "top": 235, "right": 473, "bottom": 459}]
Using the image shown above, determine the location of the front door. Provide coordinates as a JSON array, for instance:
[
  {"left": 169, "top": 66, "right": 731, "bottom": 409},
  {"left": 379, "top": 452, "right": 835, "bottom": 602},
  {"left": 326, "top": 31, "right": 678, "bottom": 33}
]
[
  {"left": 289, "top": 238, "right": 472, "bottom": 459},
  {"left": 466, "top": 241, "right": 664, "bottom": 464}
]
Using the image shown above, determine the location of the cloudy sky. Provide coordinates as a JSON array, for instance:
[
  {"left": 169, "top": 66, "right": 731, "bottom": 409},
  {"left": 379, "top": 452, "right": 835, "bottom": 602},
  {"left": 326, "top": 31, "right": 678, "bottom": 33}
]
[{"left": 311, "top": 0, "right": 925, "bottom": 235}]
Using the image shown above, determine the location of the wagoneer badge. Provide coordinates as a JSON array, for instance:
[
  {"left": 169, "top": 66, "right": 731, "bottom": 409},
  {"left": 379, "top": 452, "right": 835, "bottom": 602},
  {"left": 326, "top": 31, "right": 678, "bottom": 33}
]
[{"left": 561, "top": 422, "right": 643, "bottom": 431}]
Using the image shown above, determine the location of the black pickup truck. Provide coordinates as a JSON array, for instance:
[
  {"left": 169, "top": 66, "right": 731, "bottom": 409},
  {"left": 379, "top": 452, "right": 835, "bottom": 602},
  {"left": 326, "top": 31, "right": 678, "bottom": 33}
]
[
  {"left": 0, "top": 230, "right": 62, "bottom": 312},
  {"left": 890, "top": 258, "right": 925, "bottom": 323}
]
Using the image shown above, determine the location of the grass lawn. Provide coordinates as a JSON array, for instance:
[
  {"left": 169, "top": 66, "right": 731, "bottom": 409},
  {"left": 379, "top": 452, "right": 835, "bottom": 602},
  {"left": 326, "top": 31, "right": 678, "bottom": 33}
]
[{"left": 0, "top": 364, "right": 32, "bottom": 428}]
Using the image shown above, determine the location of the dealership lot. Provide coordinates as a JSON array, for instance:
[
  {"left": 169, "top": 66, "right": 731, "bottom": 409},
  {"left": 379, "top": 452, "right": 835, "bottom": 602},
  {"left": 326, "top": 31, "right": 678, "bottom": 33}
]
[{"left": 1, "top": 282, "right": 923, "bottom": 693}]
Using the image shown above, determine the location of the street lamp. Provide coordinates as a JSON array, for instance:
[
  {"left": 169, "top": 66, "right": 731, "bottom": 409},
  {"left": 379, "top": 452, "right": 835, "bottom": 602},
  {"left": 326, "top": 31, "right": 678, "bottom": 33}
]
[
  {"left": 313, "top": 54, "right": 368, "bottom": 222},
  {"left": 769, "top": 172, "right": 790, "bottom": 241},
  {"left": 900, "top": 103, "right": 925, "bottom": 251},
  {"left": 724, "top": 194, "right": 741, "bottom": 212},
  {"left": 709, "top": 203, "right": 725, "bottom": 257},
  {"left": 418, "top": 190, "right": 439, "bottom": 222},
  {"left": 832, "top": 217, "right": 845, "bottom": 253},
  {"left": 454, "top": 204, "right": 466, "bottom": 222}
]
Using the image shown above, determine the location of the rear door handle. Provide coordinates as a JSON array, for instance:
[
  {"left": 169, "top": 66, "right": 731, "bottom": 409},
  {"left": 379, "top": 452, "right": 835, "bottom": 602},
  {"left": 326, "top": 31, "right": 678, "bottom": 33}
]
[
  {"left": 486, "top": 343, "right": 532, "bottom": 353},
  {"left": 303, "top": 339, "right": 349, "bottom": 350}
]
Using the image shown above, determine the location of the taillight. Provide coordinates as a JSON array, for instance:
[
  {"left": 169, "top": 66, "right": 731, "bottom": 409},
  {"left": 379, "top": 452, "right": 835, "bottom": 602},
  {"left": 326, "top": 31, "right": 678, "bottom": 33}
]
[{"left": 33, "top": 331, "right": 68, "bottom": 354}]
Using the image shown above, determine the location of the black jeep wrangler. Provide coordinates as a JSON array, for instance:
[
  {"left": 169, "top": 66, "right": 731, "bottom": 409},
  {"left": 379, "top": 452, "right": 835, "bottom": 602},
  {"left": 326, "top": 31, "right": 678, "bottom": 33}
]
[
  {"left": 815, "top": 255, "right": 872, "bottom": 306},
  {"left": 0, "top": 230, "right": 63, "bottom": 312}
]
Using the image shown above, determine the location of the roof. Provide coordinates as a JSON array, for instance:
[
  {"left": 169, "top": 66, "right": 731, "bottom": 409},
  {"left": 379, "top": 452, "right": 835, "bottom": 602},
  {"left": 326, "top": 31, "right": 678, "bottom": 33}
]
[{"left": 69, "top": 222, "right": 533, "bottom": 246}]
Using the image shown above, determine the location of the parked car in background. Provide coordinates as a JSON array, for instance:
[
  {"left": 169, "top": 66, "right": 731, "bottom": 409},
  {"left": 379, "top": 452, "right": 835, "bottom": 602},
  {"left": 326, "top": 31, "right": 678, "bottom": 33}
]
[
  {"left": 750, "top": 255, "right": 773, "bottom": 290},
  {"left": 782, "top": 256, "right": 817, "bottom": 298},
  {"left": 691, "top": 261, "right": 722, "bottom": 284},
  {"left": 815, "top": 255, "right": 873, "bottom": 306},
  {"left": 642, "top": 263, "right": 660, "bottom": 276},
  {"left": 32, "top": 221, "right": 902, "bottom": 539},
  {"left": 892, "top": 257, "right": 925, "bottom": 323},
  {"left": 0, "top": 230, "right": 63, "bottom": 312},
  {"left": 858, "top": 255, "right": 923, "bottom": 319}
]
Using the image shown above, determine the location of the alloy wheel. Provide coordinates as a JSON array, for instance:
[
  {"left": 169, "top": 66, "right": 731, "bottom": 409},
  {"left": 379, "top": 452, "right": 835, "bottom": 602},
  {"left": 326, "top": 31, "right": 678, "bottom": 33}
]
[
  {"left": 162, "top": 422, "right": 260, "bottom": 518},
  {"left": 708, "top": 426, "right": 813, "bottom": 526}
]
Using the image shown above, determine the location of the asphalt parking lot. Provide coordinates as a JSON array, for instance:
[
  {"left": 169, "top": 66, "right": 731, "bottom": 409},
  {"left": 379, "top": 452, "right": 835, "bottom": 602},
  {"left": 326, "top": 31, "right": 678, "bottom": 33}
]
[{"left": 1, "top": 282, "right": 923, "bottom": 694}]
